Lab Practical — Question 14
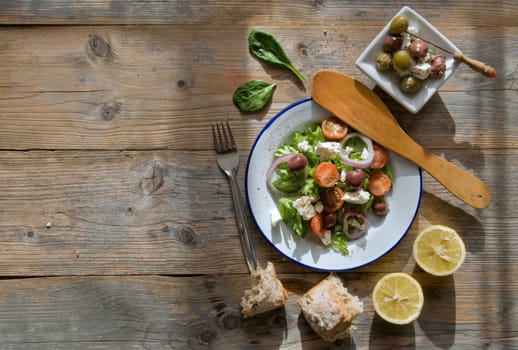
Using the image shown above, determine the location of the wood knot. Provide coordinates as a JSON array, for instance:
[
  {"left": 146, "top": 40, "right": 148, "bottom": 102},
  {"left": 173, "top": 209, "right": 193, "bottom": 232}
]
[
  {"left": 140, "top": 160, "right": 167, "bottom": 195},
  {"left": 87, "top": 34, "right": 114, "bottom": 61},
  {"left": 297, "top": 42, "right": 309, "bottom": 57},
  {"left": 174, "top": 226, "right": 197, "bottom": 246},
  {"left": 219, "top": 313, "right": 240, "bottom": 330},
  {"left": 311, "top": 0, "right": 325, "bottom": 9},
  {"left": 198, "top": 329, "right": 216, "bottom": 344},
  {"left": 216, "top": 309, "right": 242, "bottom": 330},
  {"left": 100, "top": 102, "right": 121, "bottom": 121}
]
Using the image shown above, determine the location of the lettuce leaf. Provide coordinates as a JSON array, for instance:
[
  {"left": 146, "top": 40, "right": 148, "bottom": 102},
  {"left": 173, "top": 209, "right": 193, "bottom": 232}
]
[
  {"left": 272, "top": 163, "right": 306, "bottom": 193},
  {"left": 278, "top": 197, "right": 308, "bottom": 237},
  {"left": 330, "top": 233, "right": 349, "bottom": 255}
]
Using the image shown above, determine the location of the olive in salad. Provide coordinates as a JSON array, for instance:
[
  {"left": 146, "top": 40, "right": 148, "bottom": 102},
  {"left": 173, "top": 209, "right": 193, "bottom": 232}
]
[
  {"left": 375, "top": 14, "right": 447, "bottom": 94},
  {"left": 267, "top": 116, "right": 393, "bottom": 255}
]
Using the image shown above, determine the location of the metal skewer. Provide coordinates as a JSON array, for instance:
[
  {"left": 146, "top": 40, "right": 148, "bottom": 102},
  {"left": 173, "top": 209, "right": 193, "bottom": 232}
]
[{"left": 405, "top": 31, "right": 497, "bottom": 78}]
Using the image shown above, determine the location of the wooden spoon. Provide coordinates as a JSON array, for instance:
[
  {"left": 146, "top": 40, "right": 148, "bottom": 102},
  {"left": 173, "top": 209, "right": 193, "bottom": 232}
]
[{"left": 312, "top": 70, "right": 491, "bottom": 209}]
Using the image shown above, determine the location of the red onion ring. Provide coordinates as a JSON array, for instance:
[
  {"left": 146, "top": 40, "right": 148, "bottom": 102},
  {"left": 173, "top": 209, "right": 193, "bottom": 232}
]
[
  {"left": 340, "top": 132, "right": 374, "bottom": 168},
  {"left": 266, "top": 153, "right": 306, "bottom": 195},
  {"left": 342, "top": 209, "right": 369, "bottom": 240}
]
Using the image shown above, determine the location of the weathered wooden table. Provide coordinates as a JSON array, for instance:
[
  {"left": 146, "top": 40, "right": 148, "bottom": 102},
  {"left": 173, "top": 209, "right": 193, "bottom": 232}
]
[{"left": 0, "top": 1, "right": 516, "bottom": 349}]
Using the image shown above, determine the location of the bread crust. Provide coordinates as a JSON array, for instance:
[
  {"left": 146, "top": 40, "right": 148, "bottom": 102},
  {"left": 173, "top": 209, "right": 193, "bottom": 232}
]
[
  {"left": 240, "top": 261, "right": 288, "bottom": 318},
  {"left": 298, "top": 274, "right": 363, "bottom": 342}
]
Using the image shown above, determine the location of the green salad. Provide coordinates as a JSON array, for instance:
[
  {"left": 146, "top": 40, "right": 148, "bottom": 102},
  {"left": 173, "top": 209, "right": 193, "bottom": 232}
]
[{"left": 267, "top": 116, "right": 393, "bottom": 255}]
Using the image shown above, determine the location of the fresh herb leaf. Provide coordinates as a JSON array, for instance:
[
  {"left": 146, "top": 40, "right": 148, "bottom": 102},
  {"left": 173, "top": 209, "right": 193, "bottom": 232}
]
[
  {"left": 248, "top": 28, "right": 305, "bottom": 83},
  {"left": 233, "top": 80, "right": 276, "bottom": 112}
]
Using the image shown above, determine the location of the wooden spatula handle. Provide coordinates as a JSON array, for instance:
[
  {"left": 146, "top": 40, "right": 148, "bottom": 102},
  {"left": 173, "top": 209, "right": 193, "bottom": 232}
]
[{"left": 403, "top": 143, "right": 491, "bottom": 209}]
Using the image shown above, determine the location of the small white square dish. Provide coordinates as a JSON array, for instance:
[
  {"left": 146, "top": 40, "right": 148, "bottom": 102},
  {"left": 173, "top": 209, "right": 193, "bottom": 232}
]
[{"left": 355, "top": 6, "right": 460, "bottom": 114}]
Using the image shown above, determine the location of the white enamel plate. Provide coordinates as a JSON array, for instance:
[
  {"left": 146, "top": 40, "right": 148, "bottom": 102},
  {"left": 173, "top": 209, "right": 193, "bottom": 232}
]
[{"left": 245, "top": 98, "right": 422, "bottom": 271}]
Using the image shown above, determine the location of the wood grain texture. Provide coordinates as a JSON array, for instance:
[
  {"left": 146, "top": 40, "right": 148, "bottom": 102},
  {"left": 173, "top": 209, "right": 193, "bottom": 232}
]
[
  {"left": 0, "top": 0, "right": 517, "bottom": 26},
  {"left": 0, "top": 273, "right": 515, "bottom": 349},
  {"left": 0, "top": 149, "right": 515, "bottom": 276},
  {"left": 0, "top": 24, "right": 515, "bottom": 150},
  {"left": 0, "top": 0, "right": 516, "bottom": 349}
]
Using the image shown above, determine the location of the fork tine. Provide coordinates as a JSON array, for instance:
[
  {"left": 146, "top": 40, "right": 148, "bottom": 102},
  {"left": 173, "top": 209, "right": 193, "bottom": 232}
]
[
  {"left": 214, "top": 123, "right": 225, "bottom": 153},
  {"left": 220, "top": 122, "right": 230, "bottom": 151},
  {"left": 211, "top": 124, "right": 220, "bottom": 152},
  {"left": 213, "top": 120, "right": 237, "bottom": 153},
  {"left": 225, "top": 120, "right": 237, "bottom": 150}
]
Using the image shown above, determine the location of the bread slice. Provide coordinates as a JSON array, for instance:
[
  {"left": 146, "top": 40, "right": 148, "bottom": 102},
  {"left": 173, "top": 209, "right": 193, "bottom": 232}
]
[
  {"left": 240, "top": 261, "right": 288, "bottom": 318},
  {"left": 298, "top": 274, "right": 363, "bottom": 341}
]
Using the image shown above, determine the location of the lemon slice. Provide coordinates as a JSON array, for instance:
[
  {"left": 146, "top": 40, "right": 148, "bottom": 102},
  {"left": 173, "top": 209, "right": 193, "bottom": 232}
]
[
  {"left": 413, "top": 225, "right": 466, "bottom": 276},
  {"left": 372, "top": 272, "right": 424, "bottom": 325}
]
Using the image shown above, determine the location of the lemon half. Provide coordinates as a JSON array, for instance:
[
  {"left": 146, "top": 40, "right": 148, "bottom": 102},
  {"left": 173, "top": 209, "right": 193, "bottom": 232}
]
[
  {"left": 372, "top": 272, "right": 424, "bottom": 325},
  {"left": 413, "top": 225, "right": 466, "bottom": 277}
]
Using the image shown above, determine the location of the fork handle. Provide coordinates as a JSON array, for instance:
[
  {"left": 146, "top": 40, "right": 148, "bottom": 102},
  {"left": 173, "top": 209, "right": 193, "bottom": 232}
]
[{"left": 228, "top": 173, "right": 258, "bottom": 273}]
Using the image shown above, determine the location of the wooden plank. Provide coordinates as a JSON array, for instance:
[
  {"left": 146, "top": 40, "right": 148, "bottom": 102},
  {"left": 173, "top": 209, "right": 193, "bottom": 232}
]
[
  {"left": 0, "top": 149, "right": 261, "bottom": 276},
  {"left": 0, "top": 0, "right": 516, "bottom": 26},
  {"left": 0, "top": 25, "right": 516, "bottom": 150},
  {"left": 0, "top": 273, "right": 514, "bottom": 349},
  {"left": 0, "top": 148, "right": 515, "bottom": 276}
]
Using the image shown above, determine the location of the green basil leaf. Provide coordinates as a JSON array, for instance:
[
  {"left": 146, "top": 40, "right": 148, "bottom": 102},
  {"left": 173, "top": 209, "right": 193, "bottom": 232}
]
[
  {"left": 232, "top": 80, "right": 276, "bottom": 112},
  {"left": 248, "top": 28, "right": 305, "bottom": 83}
]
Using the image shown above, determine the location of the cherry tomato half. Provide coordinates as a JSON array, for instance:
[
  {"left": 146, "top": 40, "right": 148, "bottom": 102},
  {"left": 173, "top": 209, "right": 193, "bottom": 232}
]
[
  {"left": 314, "top": 162, "right": 339, "bottom": 188},
  {"left": 372, "top": 143, "right": 388, "bottom": 169},
  {"left": 368, "top": 173, "right": 392, "bottom": 197},
  {"left": 310, "top": 213, "right": 327, "bottom": 238},
  {"left": 322, "top": 116, "right": 348, "bottom": 140}
]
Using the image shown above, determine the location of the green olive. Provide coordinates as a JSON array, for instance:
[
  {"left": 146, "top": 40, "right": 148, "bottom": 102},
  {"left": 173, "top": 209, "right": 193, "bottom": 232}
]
[
  {"left": 375, "top": 52, "right": 392, "bottom": 71},
  {"left": 392, "top": 50, "right": 411, "bottom": 72},
  {"left": 399, "top": 76, "right": 422, "bottom": 94},
  {"left": 389, "top": 15, "right": 409, "bottom": 35}
]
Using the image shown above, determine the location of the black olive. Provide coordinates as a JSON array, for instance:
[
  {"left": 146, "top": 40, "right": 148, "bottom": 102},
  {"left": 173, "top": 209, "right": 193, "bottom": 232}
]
[
  {"left": 324, "top": 213, "right": 337, "bottom": 229},
  {"left": 286, "top": 154, "right": 308, "bottom": 172},
  {"left": 346, "top": 169, "right": 365, "bottom": 188}
]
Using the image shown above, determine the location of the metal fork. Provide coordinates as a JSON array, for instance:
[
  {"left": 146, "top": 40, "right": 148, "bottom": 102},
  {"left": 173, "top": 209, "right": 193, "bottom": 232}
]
[{"left": 212, "top": 120, "right": 258, "bottom": 273}]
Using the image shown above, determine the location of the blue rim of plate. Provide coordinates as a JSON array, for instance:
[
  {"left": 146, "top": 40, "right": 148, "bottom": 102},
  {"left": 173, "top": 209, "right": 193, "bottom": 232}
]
[{"left": 245, "top": 97, "right": 422, "bottom": 271}]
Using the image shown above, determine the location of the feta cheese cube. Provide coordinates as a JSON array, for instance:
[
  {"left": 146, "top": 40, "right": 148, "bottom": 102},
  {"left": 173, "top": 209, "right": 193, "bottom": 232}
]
[
  {"left": 342, "top": 188, "right": 371, "bottom": 205},
  {"left": 412, "top": 62, "right": 431, "bottom": 80},
  {"left": 270, "top": 209, "right": 283, "bottom": 227},
  {"left": 315, "top": 142, "right": 341, "bottom": 160},
  {"left": 293, "top": 196, "right": 318, "bottom": 221},
  {"left": 298, "top": 140, "right": 311, "bottom": 153}
]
